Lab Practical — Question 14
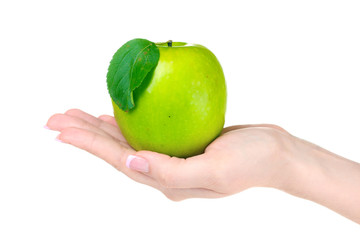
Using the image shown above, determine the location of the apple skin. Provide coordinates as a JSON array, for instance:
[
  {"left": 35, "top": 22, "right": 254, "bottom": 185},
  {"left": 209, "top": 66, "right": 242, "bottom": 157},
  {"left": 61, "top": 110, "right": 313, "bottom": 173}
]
[{"left": 112, "top": 42, "right": 226, "bottom": 158}]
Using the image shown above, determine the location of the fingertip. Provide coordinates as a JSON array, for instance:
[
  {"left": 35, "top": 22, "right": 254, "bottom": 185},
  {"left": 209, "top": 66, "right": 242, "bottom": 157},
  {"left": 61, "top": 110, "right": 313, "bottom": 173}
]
[
  {"left": 64, "top": 108, "right": 82, "bottom": 116},
  {"left": 46, "top": 113, "right": 63, "bottom": 130},
  {"left": 55, "top": 134, "right": 64, "bottom": 143},
  {"left": 98, "top": 115, "right": 118, "bottom": 127},
  {"left": 126, "top": 155, "right": 149, "bottom": 173},
  {"left": 57, "top": 127, "right": 80, "bottom": 144}
]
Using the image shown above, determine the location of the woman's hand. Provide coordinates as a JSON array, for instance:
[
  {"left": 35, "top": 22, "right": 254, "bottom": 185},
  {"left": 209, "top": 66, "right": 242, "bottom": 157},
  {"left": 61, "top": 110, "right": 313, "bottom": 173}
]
[
  {"left": 46, "top": 109, "right": 293, "bottom": 200},
  {"left": 46, "top": 109, "right": 360, "bottom": 223}
]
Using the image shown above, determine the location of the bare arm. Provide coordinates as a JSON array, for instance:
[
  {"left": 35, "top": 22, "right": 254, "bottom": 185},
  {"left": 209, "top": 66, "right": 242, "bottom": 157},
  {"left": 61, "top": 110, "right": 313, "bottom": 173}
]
[
  {"left": 282, "top": 138, "right": 360, "bottom": 223},
  {"left": 46, "top": 109, "right": 360, "bottom": 224}
]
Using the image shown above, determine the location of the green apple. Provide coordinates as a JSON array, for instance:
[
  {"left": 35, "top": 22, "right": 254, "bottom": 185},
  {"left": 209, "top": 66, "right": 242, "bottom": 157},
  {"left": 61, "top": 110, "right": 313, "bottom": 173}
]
[{"left": 112, "top": 41, "right": 226, "bottom": 158}]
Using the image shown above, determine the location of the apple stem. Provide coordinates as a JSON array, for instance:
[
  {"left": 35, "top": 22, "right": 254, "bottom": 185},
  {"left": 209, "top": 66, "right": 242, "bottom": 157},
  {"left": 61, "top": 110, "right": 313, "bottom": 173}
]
[{"left": 167, "top": 40, "right": 172, "bottom": 47}]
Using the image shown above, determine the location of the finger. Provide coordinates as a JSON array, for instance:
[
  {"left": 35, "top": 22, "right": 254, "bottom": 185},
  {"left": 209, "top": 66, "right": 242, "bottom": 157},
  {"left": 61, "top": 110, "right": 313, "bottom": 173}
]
[
  {"left": 98, "top": 115, "right": 118, "bottom": 127},
  {"left": 222, "top": 124, "right": 289, "bottom": 135},
  {"left": 57, "top": 127, "right": 159, "bottom": 188},
  {"left": 64, "top": 109, "right": 127, "bottom": 142},
  {"left": 64, "top": 109, "right": 101, "bottom": 126},
  {"left": 47, "top": 114, "right": 111, "bottom": 138},
  {"left": 56, "top": 124, "right": 226, "bottom": 199},
  {"left": 129, "top": 151, "right": 215, "bottom": 189}
]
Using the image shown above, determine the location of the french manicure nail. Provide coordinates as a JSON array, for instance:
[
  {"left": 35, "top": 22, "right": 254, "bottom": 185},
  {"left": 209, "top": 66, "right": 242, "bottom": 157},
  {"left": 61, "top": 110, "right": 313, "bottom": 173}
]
[
  {"left": 44, "top": 125, "right": 50, "bottom": 130},
  {"left": 126, "top": 155, "right": 149, "bottom": 173},
  {"left": 55, "top": 134, "right": 63, "bottom": 143}
]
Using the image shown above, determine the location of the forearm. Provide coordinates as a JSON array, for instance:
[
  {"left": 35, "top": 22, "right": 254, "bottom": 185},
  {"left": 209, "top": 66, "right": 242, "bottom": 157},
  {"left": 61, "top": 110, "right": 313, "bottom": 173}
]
[{"left": 283, "top": 137, "right": 360, "bottom": 223}]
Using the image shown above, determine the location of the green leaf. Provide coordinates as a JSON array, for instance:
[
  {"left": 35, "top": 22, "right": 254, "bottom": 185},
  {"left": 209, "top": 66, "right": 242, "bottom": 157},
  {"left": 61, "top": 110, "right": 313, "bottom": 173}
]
[{"left": 106, "top": 38, "right": 160, "bottom": 111}]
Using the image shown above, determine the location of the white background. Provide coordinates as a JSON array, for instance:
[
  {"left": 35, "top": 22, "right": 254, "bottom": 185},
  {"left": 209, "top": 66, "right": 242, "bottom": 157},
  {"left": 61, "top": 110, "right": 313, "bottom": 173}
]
[{"left": 1, "top": 0, "right": 359, "bottom": 239}]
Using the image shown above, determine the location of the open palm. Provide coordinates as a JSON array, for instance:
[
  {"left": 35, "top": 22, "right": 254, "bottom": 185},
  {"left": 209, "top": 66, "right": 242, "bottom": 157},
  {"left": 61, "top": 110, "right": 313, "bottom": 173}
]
[{"left": 47, "top": 109, "right": 290, "bottom": 201}]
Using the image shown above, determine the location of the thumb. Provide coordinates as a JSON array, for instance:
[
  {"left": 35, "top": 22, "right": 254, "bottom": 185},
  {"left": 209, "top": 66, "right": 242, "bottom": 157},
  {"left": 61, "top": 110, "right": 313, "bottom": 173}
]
[{"left": 126, "top": 150, "right": 213, "bottom": 189}]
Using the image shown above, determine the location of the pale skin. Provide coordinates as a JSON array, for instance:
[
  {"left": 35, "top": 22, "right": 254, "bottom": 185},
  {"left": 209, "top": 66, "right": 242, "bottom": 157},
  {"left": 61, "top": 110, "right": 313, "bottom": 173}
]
[{"left": 46, "top": 109, "right": 360, "bottom": 224}]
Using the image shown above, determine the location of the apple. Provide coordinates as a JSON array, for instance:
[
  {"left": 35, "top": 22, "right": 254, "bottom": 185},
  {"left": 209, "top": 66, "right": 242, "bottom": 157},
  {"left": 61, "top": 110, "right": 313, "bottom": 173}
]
[{"left": 112, "top": 41, "right": 226, "bottom": 158}]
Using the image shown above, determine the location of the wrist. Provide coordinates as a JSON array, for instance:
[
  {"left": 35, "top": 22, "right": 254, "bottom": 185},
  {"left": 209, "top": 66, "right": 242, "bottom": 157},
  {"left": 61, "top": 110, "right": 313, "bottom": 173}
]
[
  {"left": 266, "top": 134, "right": 305, "bottom": 191},
  {"left": 266, "top": 132, "right": 328, "bottom": 195},
  {"left": 275, "top": 135, "right": 360, "bottom": 223},
  {"left": 258, "top": 131, "right": 307, "bottom": 191},
  {"left": 276, "top": 137, "right": 322, "bottom": 195}
]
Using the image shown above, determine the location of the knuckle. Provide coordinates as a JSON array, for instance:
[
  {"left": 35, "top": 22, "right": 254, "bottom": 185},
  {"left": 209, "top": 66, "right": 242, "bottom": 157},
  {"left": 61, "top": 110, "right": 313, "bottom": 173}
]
[
  {"left": 209, "top": 164, "right": 232, "bottom": 193},
  {"left": 98, "top": 115, "right": 111, "bottom": 121},
  {"left": 97, "top": 118, "right": 107, "bottom": 129},
  {"left": 65, "top": 108, "right": 82, "bottom": 116},
  {"left": 162, "top": 190, "right": 183, "bottom": 202},
  {"left": 158, "top": 170, "right": 176, "bottom": 188},
  {"left": 58, "top": 127, "right": 76, "bottom": 142},
  {"left": 88, "top": 133, "right": 97, "bottom": 149},
  {"left": 267, "top": 124, "right": 288, "bottom": 134},
  {"left": 212, "top": 175, "right": 228, "bottom": 192},
  {"left": 158, "top": 156, "right": 180, "bottom": 188}
]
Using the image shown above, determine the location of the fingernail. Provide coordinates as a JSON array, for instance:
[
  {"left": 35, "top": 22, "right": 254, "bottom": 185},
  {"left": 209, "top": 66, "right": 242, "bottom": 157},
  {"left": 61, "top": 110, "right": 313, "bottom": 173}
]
[
  {"left": 55, "top": 134, "right": 63, "bottom": 143},
  {"left": 126, "top": 155, "right": 149, "bottom": 173},
  {"left": 44, "top": 125, "right": 50, "bottom": 130}
]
